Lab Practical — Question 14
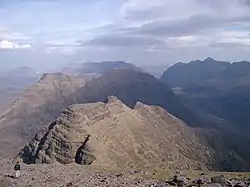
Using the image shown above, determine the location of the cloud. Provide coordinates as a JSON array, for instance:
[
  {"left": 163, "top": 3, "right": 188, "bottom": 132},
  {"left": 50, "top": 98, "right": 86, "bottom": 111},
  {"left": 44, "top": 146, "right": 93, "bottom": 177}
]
[
  {"left": 84, "top": 0, "right": 250, "bottom": 51},
  {"left": 102, "top": 1, "right": 250, "bottom": 45},
  {"left": 0, "top": 40, "right": 15, "bottom": 49},
  {"left": 0, "top": 40, "right": 32, "bottom": 50},
  {"left": 209, "top": 42, "right": 250, "bottom": 49},
  {"left": 69, "top": 0, "right": 250, "bottom": 66},
  {"left": 119, "top": 0, "right": 250, "bottom": 37},
  {"left": 38, "top": 40, "right": 83, "bottom": 55},
  {"left": 0, "top": 26, "right": 31, "bottom": 41},
  {"left": 120, "top": 0, "right": 208, "bottom": 22},
  {"left": 86, "top": 33, "right": 165, "bottom": 47},
  {"left": 132, "top": 15, "right": 225, "bottom": 37}
]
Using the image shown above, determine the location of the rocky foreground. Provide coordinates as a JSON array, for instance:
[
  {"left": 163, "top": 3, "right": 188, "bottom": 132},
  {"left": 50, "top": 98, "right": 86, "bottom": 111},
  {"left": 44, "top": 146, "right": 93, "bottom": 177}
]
[{"left": 1, "top": 159, "right": 250, "bottom": 187}]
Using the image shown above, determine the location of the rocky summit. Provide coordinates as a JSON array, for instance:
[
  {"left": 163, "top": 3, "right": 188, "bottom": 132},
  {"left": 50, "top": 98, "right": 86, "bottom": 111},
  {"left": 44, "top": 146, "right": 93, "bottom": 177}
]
[{"left": 19, "top": 96, "right": 212, "bottom": 170}]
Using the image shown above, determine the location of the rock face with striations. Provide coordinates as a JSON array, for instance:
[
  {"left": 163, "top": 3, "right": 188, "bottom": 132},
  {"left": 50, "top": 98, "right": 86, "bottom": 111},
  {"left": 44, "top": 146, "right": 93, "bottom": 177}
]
[{"left": 20, "top": 96, "right": 213, "bottom": 170}]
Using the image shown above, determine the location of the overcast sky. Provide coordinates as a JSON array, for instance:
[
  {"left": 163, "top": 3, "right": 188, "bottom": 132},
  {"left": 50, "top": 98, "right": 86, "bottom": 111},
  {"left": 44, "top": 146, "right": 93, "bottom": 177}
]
[{"left": 0, "top": 0, "right": 250, "bottom": 71}]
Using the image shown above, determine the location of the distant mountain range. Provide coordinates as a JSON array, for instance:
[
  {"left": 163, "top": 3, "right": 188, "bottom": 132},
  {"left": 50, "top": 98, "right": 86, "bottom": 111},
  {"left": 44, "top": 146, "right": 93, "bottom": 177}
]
[
  {"left": 161, "top": 57, "right": 250, "bottom": 131},
  {"left": 161, "top": 57, "right": 250, "bottom": 89}
]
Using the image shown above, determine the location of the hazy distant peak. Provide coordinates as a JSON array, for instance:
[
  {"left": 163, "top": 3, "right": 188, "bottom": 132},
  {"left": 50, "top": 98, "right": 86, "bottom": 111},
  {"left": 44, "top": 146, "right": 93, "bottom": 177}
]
[
  {"left": 187, "top": 57, "right": 219, "bottom": 65},
  {"left": 203, "top": 57, "right": 216, "bottom": 62}
]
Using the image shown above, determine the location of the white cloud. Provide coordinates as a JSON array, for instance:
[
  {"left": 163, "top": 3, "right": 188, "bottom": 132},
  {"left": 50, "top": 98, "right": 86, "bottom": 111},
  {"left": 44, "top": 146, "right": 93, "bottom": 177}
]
[
  {"left": 0, "top": 40, "right": 32, "bottom": 50},
  {"left": 15, "top": 43, "right": 32, "bottom": 49},
  {"left": 0, "top": 40, "right": 15, "bottom": 49},
  {"left": 214, "top": 31, "right": 250, "bottom": 45}
]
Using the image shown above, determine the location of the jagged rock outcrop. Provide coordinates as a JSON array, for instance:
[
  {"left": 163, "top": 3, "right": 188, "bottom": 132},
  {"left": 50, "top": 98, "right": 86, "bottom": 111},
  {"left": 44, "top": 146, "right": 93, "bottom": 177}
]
[{"left": 20, "top": 96, "right": 213, "bottom": 170}]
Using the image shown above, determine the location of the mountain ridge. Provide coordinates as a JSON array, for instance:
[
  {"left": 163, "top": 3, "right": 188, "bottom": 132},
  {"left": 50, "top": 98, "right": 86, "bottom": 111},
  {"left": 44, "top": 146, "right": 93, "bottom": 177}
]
[{"left": 19, "top": 96, "right": 212, "bottom": 170}]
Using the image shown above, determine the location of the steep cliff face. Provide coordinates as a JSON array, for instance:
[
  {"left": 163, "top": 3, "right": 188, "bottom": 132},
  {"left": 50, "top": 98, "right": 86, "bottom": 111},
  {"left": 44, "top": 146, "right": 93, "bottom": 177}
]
[{"left": 20, "top": 96, "right": 213, "bottom": 170}]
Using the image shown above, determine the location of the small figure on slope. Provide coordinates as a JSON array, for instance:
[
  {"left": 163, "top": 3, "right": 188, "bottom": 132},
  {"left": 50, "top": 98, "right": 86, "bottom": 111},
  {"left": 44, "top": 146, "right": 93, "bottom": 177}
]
[{"left": 14, "top": 160, "right": 21, "bottom": 178}]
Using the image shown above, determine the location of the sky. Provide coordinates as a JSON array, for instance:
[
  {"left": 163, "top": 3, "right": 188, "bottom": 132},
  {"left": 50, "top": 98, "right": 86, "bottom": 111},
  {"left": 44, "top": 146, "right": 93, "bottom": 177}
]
[{"left": 0, "top": 0, "right": 250, "bottom": 71}]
